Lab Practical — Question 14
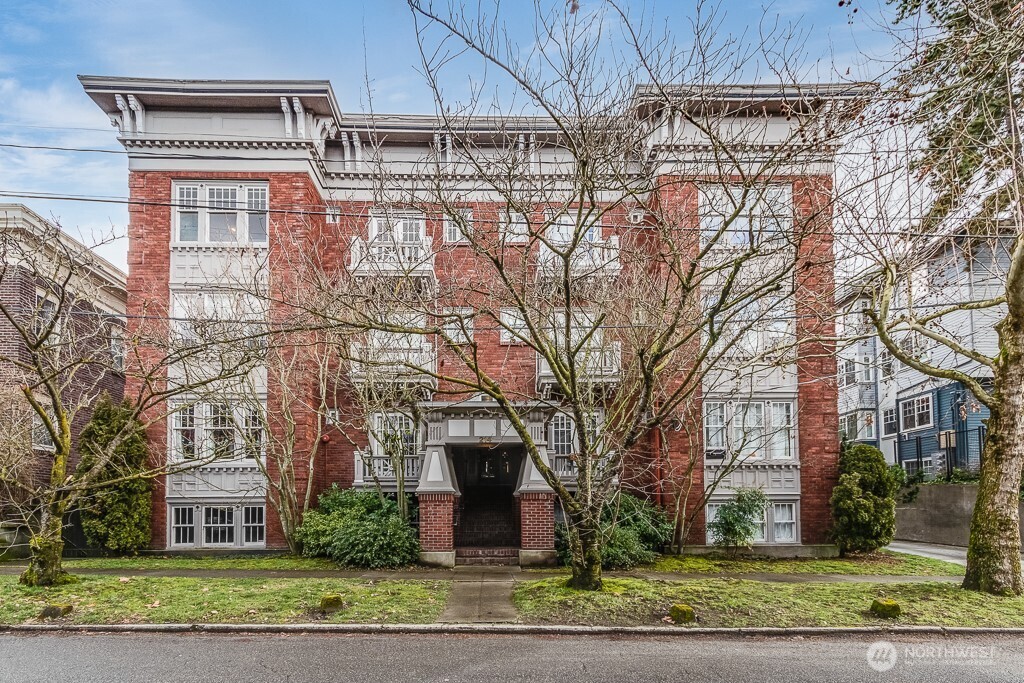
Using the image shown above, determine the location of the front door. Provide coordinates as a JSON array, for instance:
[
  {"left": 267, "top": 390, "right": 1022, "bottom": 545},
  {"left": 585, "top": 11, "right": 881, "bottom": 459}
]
[{"left": 452, "top": 447, "right": 522, "bottom": 547}]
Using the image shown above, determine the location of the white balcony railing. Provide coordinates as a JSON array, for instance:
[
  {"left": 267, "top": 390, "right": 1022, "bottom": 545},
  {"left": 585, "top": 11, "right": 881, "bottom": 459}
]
[
  {"left": 353, "top": 450, "right": 422, "bottom": 489},
  {"left": 349, "top": 342, "right": 437, "bottom": 387},
  {"left": 536, "top": 342, "right": 622, "bottom": 393},
  {"left": 348, "top": 236, "right": 435, "bottom": 276},
  {"left": 550, "top": 453, "right": 616, "bottom": 484},
  {"left": 536, "top": 236, "right": 620, "bottom": 277}
]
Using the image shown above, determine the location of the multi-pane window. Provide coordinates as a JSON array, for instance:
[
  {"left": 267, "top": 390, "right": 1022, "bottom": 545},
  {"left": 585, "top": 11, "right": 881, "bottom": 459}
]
[
  {"left": 172, "top": 506, "right": 195, "bottom": 545},
  {"left": 838, "top": 358, "right": 857, "bottom": 387},
  {"left": 501, "top": 209, "right": 530, "bottom": 243},
  {"left": 698, "top": 184, "right": 792, "bottom": 248},
  {"left": 499, "top": 308, "right": 527, "bottom": 343},
  {"left": 33, "top": 297, "right": 58, "bottom": 341},
  {"left": 173, "top": 183, "right": 269, "bottom": 244},
  {"left": 326, "top": 206, "right": 341, "bottom": 224},
  {"left": 31, "top": 412, "right": 55, "bottom": 451},
  {"left": 177, "top": 186, "right": 199, "bottom": 241},
  {"left": 208, "top": 187, "right": 239, "bottom": 242},
  {"left": 370, "top": 213, "right": 424, "bottom": 243},
  {"left": 172, "top": 405, "right": 197, "bottom": 459},
  {"left": 241, "top": 407, "right": 264, "bottom": 460},
  {"left": 246, "top": 187, "right": 268, "bottom": 243},
  {"left": 882, "top": 408, "right": 898, "bottom": 436},
  {"left": 839, "top": 413, "right": 859, "bottom": 441},
  {"left": 243, "top": 506, "right": 265, "bottom": 544},
  {"left": 208, "top": 403, "right": 236, "bottom": 459},
  {"left": 444, "top": 209, "right": 473, "bottom": 243},
  {"left": 879, "top": 350, "right": 895, "bottom": 379},
  {"left": 706, "top": 291, "right": 795, "bottom": 357},
  {"left": 703, "top": 401, "right": 796, "bottom": 460},
  {"left": 546, "top": 212, "right": 600, "bottom": 245},
  {"left": 900, "top": 395, "right": 933, "bottom": 431},
  {"left": 703, "top": 402, "right": 727, "bottom": 457},
  {"left": 706, "top": 503, "right": 766, "bottom": 544},
  {"left": 441, "top": 308, "right": 474, "bottom": 345},
  {"left": 550, "top": 413, "right": 575, "bottom": 456},
  {"left": 857, "top": 357, "right": 874, "bottom": 383},
  {"left": 773, "top": 503, "right": 797, "bottom": 542},
  {"left": 203, "top": 506, "right": 235, "bottom": 545}
]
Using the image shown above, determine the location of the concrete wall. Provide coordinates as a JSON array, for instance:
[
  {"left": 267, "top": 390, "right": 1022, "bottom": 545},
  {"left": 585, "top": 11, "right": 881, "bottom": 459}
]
[{"left": 895, "top": 484, "right": 1024, "bottom": 547}]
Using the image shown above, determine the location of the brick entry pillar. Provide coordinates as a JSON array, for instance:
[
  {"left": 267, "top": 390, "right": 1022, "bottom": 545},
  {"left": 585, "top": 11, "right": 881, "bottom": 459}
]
[
  {"left": 518, "top": 491, "right": 557, "bottom": 566},
  {"left": 417, "top": 492, "right": 456, "bottom": 567}
]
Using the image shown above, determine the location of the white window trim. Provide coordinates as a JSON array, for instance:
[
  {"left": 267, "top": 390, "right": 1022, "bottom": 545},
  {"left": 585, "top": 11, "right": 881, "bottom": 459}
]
[
  {"left": 703, "top": 400, "right": 797, "bottom": 461},
  {"left": 172, "top": 181, "right": 270, "bottom": 246},
  {"left": 325, "top": 206, "right": 341, "bottom": 224},
  {"left": 369, "top": 211, "right": 426, "bottom": 243},
  {"left": 899, "top": 395, "right": 934, "bottom": 433},
  {"left": 499, "top": 308, "right": 528, "bottom": 344},
  {"left": 444, "top": 209, "right": 473, "bottom": 243},
  {"left": 369, "top": 412, "right": 421, "bottom": 460},
  {"left": 501, "top": 208, "right": 530, "bottom": 243},
  {"left": 441, "top": 308, "right": 474, "bottom": 345},
  {"left": 168, "top": 400, "right": 266, "bottom": 463},
  {"left": 706, "top": 499, "right": 799, "bottom": 545},
  {"left": 698, "top": 184, "right": 794, "bottom": 249},
  {"left": 882, "top": 407, "right": 899, "bottom": 436}
]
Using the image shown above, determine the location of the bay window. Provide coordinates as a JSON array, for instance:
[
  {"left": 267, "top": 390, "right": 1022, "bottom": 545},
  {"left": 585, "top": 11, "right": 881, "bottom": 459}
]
[
  {"left": 169, "top": 401, "right": 265, "bottom": 461},
  {"left": 702, "top": 400, "right": 796, "bottom": 460},
  {"left": 698, "top": 184, "right": 792, "bottom": 248},
  {"left": 169, "top": 503, "right": 266, "bottom": 549},
  {"left": 706, "top": 500, "right": 797, "bottom": 544},
  {"left": 173, "top": 182, "right": 269, "bottom": 245}
]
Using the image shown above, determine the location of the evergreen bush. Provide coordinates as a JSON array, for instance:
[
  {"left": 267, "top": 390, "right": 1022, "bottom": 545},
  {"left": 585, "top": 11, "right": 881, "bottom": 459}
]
[
  {"left": 830, "top": 443, "right": 899, "bottom": 554},
  {"left": 707, "top": 487, "right": 769, "bottom": 552}
]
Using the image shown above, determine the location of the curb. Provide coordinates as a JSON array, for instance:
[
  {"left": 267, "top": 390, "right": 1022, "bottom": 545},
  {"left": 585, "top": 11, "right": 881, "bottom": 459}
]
[{"left": 4, "top": 623, "right": 1024, "bottom": 637}]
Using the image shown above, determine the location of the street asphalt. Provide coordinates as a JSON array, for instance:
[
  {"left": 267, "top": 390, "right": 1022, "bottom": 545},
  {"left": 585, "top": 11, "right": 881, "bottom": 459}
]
[{"left": 1, "top": 632, "right": 1022, "bottom": 682}]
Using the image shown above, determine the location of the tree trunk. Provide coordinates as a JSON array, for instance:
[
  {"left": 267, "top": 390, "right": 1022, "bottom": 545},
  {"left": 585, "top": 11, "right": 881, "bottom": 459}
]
[
  {"left": 964, "top": 319, "right": 1024, "bottom": 596},
  {"left": 566, "top": 519, "right": 603, "bottom": 591},
  {"left": 20, "top": 508, "right": 71, "bottom": 587}
]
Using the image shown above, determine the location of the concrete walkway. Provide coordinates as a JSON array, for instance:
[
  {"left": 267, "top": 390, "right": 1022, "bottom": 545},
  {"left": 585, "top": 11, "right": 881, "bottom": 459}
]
[
  {"left": 438, "top": 568, "right": 519, "bottom": 623},
  {"left": 887, "top": 541, "right": 970, "bottom": 566}
]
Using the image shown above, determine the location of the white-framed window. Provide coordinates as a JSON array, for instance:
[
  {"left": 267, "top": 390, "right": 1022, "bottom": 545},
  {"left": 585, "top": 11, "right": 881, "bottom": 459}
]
[
  {"left": 31, "top": 412, "right": 55, "bottom": 452},
  {"left": 499, "top": 308, "right": 527, "bottom": 343},
  {"left": 879, "top": 349, "right": 895, "bottom": 379},
  {"left": 203, "top": 506, "right": 235, "bottom": 546},
  {"left": 903, "top": 457, "right": 934, "bottom": 477},
  {"left": 243, "top": 506, "right": 265, "bottom": 545},
  {"left": 706, "top": 290, "right": 795, "bottom": 357},
  {"left": 703, "top": 400, "right": 796, "bottom": 460},
  {"left": 545, "top": 211, "right": 600, "bottom": 245},
  {"left": 33, "top": 295, "right": 59, "bottom": 342},
  {"left": 169, "top": 401, "right": 265, "bottom": 462},
  {"left": 838, "top": 358, "right": 857, "bottom": 387},
  {"left": 862, "top": 412, "right": 875, "bottom": 439},
  {"left": 369, "top": 211, "right": 425, "bottom": 243},
  {"left": 170, "top": 289, "right": 267, "bottom": 346},
  {"left": 441, "top": 308, "right": 474, "bottom": 345},
  {"left": 550, "top": 413, "right": 575, "bottom": 456},
  {"left": 171, "top": 506, "right": 195, "bottom": 546},
  {"left": 900, "top": 395, "right": 933, "bottom": 432},
  {"left": 325, "top": 206, "right": 341, "bottom": 224},
  {"left": 882, "top": 408, "right": 898, "bottom": 436},
  {"left": 501, "top": 209, "right": 530, "bottom": 243},
  {"left": 839, "top": 413, "right": 859, "bottom": 441},
  {"left": 858, "top": 356, "right": 874, "bottom": 383},
  {"left": 444, "top": 208, "right": 473, "bottom": 243},
  {"left": 706, "top": 502, "right": 766, "bottom": 544},
  {"left": 108, "top": 324, "right": 124, "bottom": 371},
  {"left": 371, "top": 412, "right": 420, "bottom": 459},
  {"left": 772, "top": 503, "right": 797, "bottom": 543},
  {"left": 173, "top": 182, "right": 270, "bottom": 245},
  {"left": 698, "top": 184, "right": 793, "bottom": 248}
]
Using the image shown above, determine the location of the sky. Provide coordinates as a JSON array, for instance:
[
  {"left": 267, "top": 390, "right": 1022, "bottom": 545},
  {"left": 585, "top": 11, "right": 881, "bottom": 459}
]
[{"left": 0, "top": 0, "right": 894, "bottom": 270}]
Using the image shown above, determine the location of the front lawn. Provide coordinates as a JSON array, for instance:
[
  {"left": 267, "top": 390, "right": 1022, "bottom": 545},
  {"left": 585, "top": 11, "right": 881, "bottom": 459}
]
[
  {"left": 60, "top": 555, "right": 340, "bottom": 572},
  {"left": 649, "top": 551, "right": 964, "bottom": 577},
  {"left": 0, "top": 575, "right": 450, "bottom": 625},
  {"left": 513, "top": 577, "right": 1024, "bottom": 627}
]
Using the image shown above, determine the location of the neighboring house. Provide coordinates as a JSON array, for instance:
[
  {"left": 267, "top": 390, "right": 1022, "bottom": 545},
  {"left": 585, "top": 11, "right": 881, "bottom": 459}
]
[
  {"left": 81, "top": 76, "right": 853, "bottom": 562},
  {"left": 836, "top": 236, "right": 1006, "bottom": 475},
  {"left": 0, "top": 204, "right": 127, "bottom": 537}
]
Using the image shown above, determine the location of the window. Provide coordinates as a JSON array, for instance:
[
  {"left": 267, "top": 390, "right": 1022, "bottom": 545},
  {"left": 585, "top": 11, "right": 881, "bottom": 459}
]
[
  {"left": 706, "top": 291, "right": 795, "bottom": 357},
  {"left": 326, "top": 206, "right": 341, "bottom": 224},
  {"left": 733, "top": 402, "right": 765, "bottom": 459},
  {"left": 879, "top": 349, "right": 895, "bottom": 379},
  {"left": 177, "top": 186, "right": 199, "bottom": 242},
  {"left": 769, "top": 402, "right": 794, "bottom": 459},
  {"left": 173, "top": 183, "right": 269, "bottom": 244},
  {"left": 208, "top": 403, "right": 236, "bottom": 459},
  {"left": 883, "top": 408, "right": 898, "bottom": 436},
  {"left": 108, "top": 324, "right": 124, "bottom": 371},
  {"left": 203, "top": 506, "right": 235, "bottom": 545},
  {"left": 900, "top": 395, "right": 933, "bottom": 431},
  {"left": 442, "top": 308, "right": 474, "bottom": 345},
  {"left": 171, "top": 506, "right": 195, "bottom": 546},
  {"left": 546, "top": 212, "right": 600, "bottom": 245},
  {"left": 172, "top": 405, "right": 197, "bottom": 459},
  {"left": 33, "top": 296, "right": 58, "bottom": 341},
  {"left": 699, "top": 184, "right": 792, "bottom": 248},
  {"left": 862, "top": 412, "right": 875, "bottom": 439},
  {"left": 370, "top": 212, "right": 424, "bottom": 243},
  {"left": 31, "top": 412, "right": 55, "bottom": 451},
  {"left": 208, "top": 186, "right": 239, "bottom": 242},
  {"left": 773, "top": 503, "right": 797, "bottom": 543},
  {"left": 444, "top": 209, "right": 473, "bottom": 243},
  {"left": 241, "top": 407, "right": 264, "bottom": 460},
  {"left": 243, "top": 506, "right": 265, "bottom": 544},
  {"left": 858, "top": 357, "right": 873, "bottom": 383},
  {"left": 246, "top": 187, "right": 268, "bottom": 243},
  {"left": 499, "top": 308, "right": 527, "bottom": 343},
  {"left": 839, "top": 413, "right": 859, "bottom": 440},
  {"left": 706, "top": 502, "right": 766, "bottom": 544},
  {"left": 838, "top": 358, "right": 857, "bottom": 387},
  {"left": 550, "top": 413, "right": 575, "bottom": 456},
  {"left": 501, "top": 209, "right": 529, "bottom": 243},
  {"left": 703, "top": 402, "right": 726, "bottom": 457},
  {"left": 372, "top": 413, "right": 419, "bottom": 459}
]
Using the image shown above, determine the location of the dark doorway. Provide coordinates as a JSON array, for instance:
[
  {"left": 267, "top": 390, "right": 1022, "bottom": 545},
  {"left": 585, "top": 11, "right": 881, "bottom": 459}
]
[{"left": 452, "top": 446, "right": 522, "bottom": 547}]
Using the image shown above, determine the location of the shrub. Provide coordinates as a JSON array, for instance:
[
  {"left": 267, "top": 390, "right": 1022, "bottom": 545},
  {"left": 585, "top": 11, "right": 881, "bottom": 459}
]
[
  {"left": 329, "top": 513, "right": 419, "bottom": 569},
  {"left": 554, "top": 492, "right": 672, "bottom": 569},
  {"left": 75, "top": 395, "right": 151, "bottom": 554},
  {"left": 294, "top": 510, "right": 342, "bottom": 558},
  {"left": 830, "top": 443, "right": 898, "bottom": 554},
  {"left": 600, "top": 525, "right": 658, "bottom": 569},
  {"left": 708, "top": 488, "right": 769, "bottom": 552},
  {"left": 317, "top": 486, "right": 399, "bottom": 518},
  {"left": 602, "top": 492, "right": 674, "bottom": 551}
]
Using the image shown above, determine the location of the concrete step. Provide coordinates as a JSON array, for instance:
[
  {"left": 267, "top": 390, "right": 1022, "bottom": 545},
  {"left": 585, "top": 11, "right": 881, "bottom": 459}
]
[{"left": 455, "top": 546, "right": 520, "bottom": 566}]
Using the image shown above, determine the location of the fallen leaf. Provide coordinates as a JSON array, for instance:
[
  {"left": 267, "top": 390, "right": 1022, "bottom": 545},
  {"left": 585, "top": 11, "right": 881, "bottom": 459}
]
[{"left": 118, "top": 577, "right": 131, "bottom": 584}]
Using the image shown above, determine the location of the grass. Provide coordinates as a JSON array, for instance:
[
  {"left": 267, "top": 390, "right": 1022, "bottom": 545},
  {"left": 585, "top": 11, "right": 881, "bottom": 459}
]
[
  {"left": 513, "top": 577, "right": 1024, "bottom": 628},
  {"left": 0, "top": 575, "right": 450, "bottom": 625},
  {"left": 59, "top": 555, "right": 341, "bottom": 572},
  {"left": 649, "top": 550, "right": 965, "bottom": 577}
]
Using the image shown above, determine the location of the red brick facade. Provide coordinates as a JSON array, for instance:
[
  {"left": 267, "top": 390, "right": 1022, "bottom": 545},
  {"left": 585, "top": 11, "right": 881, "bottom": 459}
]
[
  {"left": 518, "top": 493, "right": 556, "bottom": 550},
  {"left": 417, "top": 493, "right": 456, "bottom": 552}
]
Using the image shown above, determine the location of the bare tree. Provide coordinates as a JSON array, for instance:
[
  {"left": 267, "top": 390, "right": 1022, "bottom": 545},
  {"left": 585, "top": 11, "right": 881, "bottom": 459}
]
[{"left": 844, "top": 0, "right": 1024, "bottom": 595}]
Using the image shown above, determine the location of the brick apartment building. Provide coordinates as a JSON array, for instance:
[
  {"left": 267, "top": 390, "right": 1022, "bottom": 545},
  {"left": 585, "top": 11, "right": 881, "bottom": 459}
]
[
  {"left": 81, "top": 76, "right": 850, "bottom": 565},
  {"left": 0, "top": 204, "right": 127, "bottom": 549}
]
